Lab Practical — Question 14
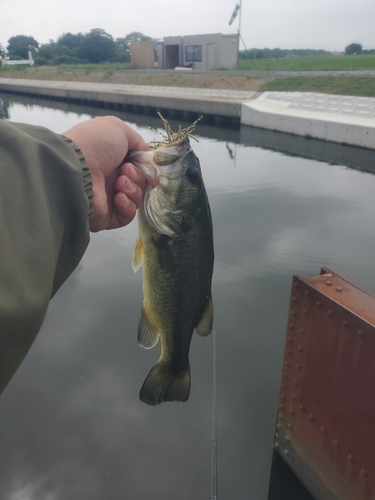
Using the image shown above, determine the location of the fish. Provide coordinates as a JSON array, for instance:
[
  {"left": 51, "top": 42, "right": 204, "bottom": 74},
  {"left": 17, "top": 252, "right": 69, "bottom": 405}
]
[{"left": 129, "top": 136, "right": 214, "bottom": 406}]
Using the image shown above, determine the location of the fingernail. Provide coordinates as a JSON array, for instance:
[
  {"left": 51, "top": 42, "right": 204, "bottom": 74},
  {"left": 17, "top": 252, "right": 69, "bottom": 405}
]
[{"left": 127, "top": 164, "right": 138, "bottom": 180}]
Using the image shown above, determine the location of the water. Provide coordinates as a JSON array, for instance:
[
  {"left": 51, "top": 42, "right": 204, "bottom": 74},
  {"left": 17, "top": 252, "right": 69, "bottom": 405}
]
[{"left": 1, "top": 94, "right": 375, "bottom": 500}]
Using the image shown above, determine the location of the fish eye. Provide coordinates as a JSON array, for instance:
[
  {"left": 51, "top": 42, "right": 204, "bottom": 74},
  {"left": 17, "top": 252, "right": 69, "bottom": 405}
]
[{"left": 186, "top": 167, "right": 201, "bottom": 184}]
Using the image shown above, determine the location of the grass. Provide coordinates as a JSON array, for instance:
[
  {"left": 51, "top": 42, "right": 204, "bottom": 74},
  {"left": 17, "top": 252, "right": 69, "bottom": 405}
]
[
  {"left": 1, "top": 60, "right": 375, "bottom": 97},
  {"left": 238, "top": 55, "right": 375, "bottom": 72},
  {"left": 261, "top": 76, "right": 375, "bottom": 96}
]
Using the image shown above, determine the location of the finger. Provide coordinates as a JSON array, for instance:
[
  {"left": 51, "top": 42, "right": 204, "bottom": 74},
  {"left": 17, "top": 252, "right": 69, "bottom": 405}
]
[
  {"left": 119, "top": 162, "right": 146, "bottom": 189},
  {"left": 113, "top": 192, "right": 137, "bottom": 227},
  {"left": 116, "top": 175, "right": 143, "bottom": 209}
]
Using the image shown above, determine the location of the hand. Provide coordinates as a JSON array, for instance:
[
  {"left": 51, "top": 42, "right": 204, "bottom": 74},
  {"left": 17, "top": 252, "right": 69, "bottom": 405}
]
[{"left": 63, "top": 116, "right": 148, "bottom": 232}]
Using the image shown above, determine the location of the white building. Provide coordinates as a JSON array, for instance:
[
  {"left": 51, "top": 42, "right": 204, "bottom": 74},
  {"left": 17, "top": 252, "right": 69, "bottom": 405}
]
[{"left": 156, "top": 33, "right": 239, "bottom": 70}]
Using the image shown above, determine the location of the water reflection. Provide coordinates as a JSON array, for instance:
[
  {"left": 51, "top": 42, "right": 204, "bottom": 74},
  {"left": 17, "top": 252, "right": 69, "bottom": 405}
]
[{"left": 1, "top": 93, "right": 375, "bottom": 499}]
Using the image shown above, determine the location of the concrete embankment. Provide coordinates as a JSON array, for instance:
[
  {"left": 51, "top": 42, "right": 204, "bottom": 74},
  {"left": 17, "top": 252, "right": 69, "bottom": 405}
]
[{"left": 1, "top": 78, "right": 375, "bottom": 150}]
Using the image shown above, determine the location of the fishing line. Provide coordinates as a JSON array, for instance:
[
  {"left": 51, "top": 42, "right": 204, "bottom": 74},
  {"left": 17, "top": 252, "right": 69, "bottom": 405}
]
[{"left": 210, "top": 327, "right": 218, "bottom": 500}]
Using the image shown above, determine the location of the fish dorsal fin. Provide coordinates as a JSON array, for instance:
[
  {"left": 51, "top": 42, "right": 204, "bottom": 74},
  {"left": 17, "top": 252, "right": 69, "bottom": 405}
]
[
  {"left": 195, "top": 294, "right": 213, "bottom": 337},
  {"left": 132, "top": 237, "right": 144, "bottom": 273},
  {"left": 138, "top": 306, "right": 159, "bottom": 349}
]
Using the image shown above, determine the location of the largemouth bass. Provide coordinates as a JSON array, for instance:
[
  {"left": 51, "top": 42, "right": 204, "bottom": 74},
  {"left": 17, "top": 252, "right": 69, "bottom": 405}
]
[{"left": 130, "top": 137, "right": 214, "bottom": 406}]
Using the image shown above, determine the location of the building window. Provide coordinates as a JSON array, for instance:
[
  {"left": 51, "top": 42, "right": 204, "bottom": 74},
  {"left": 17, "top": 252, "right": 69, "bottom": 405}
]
[{"left": 185, "top": 45, "right": 202, "bottom": 62}]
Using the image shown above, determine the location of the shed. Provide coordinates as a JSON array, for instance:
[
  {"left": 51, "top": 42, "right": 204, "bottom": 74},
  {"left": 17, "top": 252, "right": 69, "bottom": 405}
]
[{"left": 157, "top": 33, "right": 239, "bottom": 70}]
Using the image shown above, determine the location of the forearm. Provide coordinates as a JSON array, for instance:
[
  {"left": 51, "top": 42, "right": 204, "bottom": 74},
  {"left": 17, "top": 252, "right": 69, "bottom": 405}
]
[{"left": 0, "top": 121, "right": 92, "bottom": 394}]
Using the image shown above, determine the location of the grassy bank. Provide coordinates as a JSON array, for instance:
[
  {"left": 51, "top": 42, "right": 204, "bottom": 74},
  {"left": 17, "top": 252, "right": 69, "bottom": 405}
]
[
  {"left": 1, "top": 65, "right": 375, "bottom": 97},
  {"left": 262, "top": 76, "right": 375, "bottom": 96},
  {"left": 238, "top": 55, "right": 375, "bottom": 72},
  {"left": 0, "top": 66, "right": 268, "bottom": 91}
]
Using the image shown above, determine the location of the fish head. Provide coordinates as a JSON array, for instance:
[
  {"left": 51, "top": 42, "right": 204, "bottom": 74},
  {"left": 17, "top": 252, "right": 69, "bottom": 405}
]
[{"left": 130, "top": 137, "right": 207, "bottom": 237}]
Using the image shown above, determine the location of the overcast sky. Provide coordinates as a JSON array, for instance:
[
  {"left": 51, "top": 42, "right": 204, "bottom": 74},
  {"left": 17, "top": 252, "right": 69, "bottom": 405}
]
[{"left": 1, "top": 0, "right": 374, "bottom": 52}]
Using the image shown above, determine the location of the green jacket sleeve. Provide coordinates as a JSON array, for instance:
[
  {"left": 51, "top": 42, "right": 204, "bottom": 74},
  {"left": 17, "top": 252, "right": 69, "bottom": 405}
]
[{"left": 0, "top": 121, "right": 93, "bottom": 394}]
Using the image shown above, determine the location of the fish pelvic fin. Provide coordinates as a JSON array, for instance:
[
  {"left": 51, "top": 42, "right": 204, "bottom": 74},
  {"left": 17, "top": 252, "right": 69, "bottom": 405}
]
[
  {"left": 132, "top": 237, "right": 144, "bottom": 273},
  {"left": 138, "top": 306, "right": 159, "bottom": 349},
  {"left": 195, "top": 294, "right": 213, "bottom": 337},
  {"left": 140, "top": 361, "right": 191, "bottom": 406}
]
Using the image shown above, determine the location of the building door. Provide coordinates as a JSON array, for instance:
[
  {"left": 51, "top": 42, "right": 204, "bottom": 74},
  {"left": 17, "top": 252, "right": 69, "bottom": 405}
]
[
  {"left": 165, "top": 45, "right": 180, "bottom": 69},
  {"left": 207, "top": 43, "right": 217, "bottom": 70}
]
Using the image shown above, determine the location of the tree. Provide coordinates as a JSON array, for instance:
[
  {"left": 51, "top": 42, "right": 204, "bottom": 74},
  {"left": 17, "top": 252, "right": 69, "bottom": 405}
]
[
  {"left": 116, "top": 32, "right": 152, "bottom": 52},
  {"left": 345, "top": 43, "right": 363, "bottom": 55},
  {"left": 78, "top": 28, "right": 116, "bottom": 63},
  {"left": 7, "top": 35, "right": 39, "bottom": 59},
  {"left": 0, "top": 44, "right": 6, "bottom": 59}
]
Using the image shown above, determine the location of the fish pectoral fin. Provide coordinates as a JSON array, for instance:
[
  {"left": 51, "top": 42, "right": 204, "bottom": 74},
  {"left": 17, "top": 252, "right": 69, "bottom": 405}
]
[
  {"left": 195, "top": 294, "right": 213, "bottom": 337},
  {"left": 140, "top": 361, "right": 191, "bottom": 406},
  {"left": 132, "top": 237, "right": 144, "bottom": 273},
  {"left": 138, "top": 306, "right": 159, "bottom": 349}
]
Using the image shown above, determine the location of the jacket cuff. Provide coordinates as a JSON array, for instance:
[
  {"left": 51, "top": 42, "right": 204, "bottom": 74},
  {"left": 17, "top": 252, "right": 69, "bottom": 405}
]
[{"left": 60, "top": 136, "right": 94, "bottom": 216}]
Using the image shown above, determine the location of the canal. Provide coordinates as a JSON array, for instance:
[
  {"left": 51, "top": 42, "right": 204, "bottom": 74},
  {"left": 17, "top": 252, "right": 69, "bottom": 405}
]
[{"left": 1, "top": 94, "right": 375, "bottom": 499}]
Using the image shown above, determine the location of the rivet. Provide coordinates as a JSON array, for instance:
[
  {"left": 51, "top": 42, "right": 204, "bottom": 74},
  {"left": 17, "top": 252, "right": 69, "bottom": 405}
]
[
  {"left": 287, "top": 423, "right": 293, "bottom": 430},
  {"left": 297, "top": 345, "right": 304, "bottom": 352},
  {"left": 276, "top": 423, "right": 282, "bottom": 430},
  {"left": 299, "top": 327, "right": 306, "bottom": 334},
  {"left": 285, "top": 435, "right": 291, "bottom": 442},
  {"left": 326, "top": 280, "right": 332, "bottom": 286},
  {"left": 336, "top": 287, "right": 343, "bottom": 292},
  {"left": 288, "top": 337, "right": 293, "bottom": 343},
  {"left": 285, "top": 362, "right": 291, "bottom": 368},
  {"left": 292, "top": 395, "right": 297, "bottom": 401},
  {"left": 284, "top": 449, "right": 289, "bottom": 455},
  {"left": 289, "top": 323, "right": 295, "bottom": 330},
  {"left": 293, "top": 282, "right": 299, "bottom": 289},
  {"left": 274, "top": 441, "right": 279, "bottom": 448},
  {"left": 286, "top": 349, "right": 292, "bottom": 355},
  {"left": 360, "top": 469, "right": 367, "bottom": 477},
  {"left": 315, "top": 301, "right": 322, "bottom": 307},
  {"left": 295, "top": 364, "right": 301, "bottom": 370},
  {"left": 275, "top": 432, "right": 279, "bottom": 437},
  {"left": 348, "top": 454, "right": 354, "bottom": 462},
  {"left": 309, "top": 414, "right": 314, "bottom": 421},
  {"left": 304, "top": 290, "right": 310, "bottom": 296},
  {"left": 293, "top": 380, "right": 298, "bottom": 386},
  {"left": 320, "top": 426, "right": 326, "bottom": 433},
  {"left": 278, "top": 414, "right": 283, "bottom": 420},
  {"left": 342, "top": 320, "right": 348, "bottom": 326},
  {"left": 290, "top": 310, "right": 296, "bottom": 317},
  {"left": 333, "top": 440, "right": 339, "bottom": 447},
  {"left": 291, "top": 296, "right": 297, "bottom": 303},
  {"left": 282, "top": 384, "right": 287, "bottom": 388},
  {"left": 283, "top": 371, "right": 288, "bottom": 377},
  {"left": 327, "top": 310, "right": 333, "bottom": 317},
  {"left": 299, "top": 405, "right": 305, "bottom": 411},
  {"left": 279, "top": 405, "right": 284, "bottom": 410},
  {"left": 357, "top": 330, "right": 364, "bottom": 336},
  {"left": 281, "top": 394, "right": 286, "bottom": 400},
  {"left": 303, "top": 309, "right": 308, "bottom": 316}
]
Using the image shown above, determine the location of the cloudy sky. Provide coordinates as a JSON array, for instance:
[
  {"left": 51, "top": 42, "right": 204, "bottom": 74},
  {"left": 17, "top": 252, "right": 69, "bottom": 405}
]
[{"left": 1, "top": 0, "right": 374, "bottom": 52}]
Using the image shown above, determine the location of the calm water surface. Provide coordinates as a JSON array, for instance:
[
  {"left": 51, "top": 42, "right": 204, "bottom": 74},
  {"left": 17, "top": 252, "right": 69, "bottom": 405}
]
[{"left": 1, "top": 95, "right": 375, "bottom": 500}]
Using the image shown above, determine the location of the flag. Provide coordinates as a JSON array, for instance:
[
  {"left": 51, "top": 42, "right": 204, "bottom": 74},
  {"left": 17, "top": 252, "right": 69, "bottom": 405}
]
[{"left": 229, "top": 3, "right": 240, "bottom": 25}]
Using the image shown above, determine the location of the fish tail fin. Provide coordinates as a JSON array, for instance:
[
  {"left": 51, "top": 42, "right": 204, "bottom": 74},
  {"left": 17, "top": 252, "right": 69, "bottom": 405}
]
[{"left": 139, "top": 361, "right": 191, "bottom": 406}]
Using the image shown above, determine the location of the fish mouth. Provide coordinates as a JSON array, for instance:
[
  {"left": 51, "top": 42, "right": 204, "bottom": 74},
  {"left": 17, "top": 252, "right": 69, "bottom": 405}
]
[{"left": 127, "top": 137, "right": 192, "bottom": 186}]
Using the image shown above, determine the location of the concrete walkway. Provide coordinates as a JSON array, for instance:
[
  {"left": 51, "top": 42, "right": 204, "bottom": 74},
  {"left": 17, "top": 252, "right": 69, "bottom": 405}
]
[
  {"left": 1, "top": 77, "right": 375, "bottom": 149},
  {"left": 241, "top": 92, "right": 375, "bottom": 150}
]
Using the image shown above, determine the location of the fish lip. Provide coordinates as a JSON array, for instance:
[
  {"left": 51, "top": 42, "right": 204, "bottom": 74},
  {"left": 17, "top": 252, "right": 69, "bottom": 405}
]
[{"left": 127, "top": 137, "right": 193, "bottom": 187}]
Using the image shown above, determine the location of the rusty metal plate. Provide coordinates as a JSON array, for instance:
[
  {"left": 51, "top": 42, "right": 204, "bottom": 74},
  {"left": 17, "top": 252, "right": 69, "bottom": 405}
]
[{"left": 274, "top": 268, "right": 375, "bottom": 500}]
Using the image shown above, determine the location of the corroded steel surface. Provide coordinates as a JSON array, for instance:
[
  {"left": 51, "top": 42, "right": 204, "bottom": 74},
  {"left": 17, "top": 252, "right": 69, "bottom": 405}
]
[{"left": 274, "top": 268, "right": 375, "bottom": 500}]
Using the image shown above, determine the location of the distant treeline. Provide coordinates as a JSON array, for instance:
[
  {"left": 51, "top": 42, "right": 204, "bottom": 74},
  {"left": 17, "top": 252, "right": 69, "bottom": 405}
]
[
  {"left": 239, "top": 44, "right": 375, "bottom": 59},
  {"left": 239, "top": 48, "right": 331, "bottom": 59},
  {"left": 2, "top": 30, "right": 152, "bottom": 65}
]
